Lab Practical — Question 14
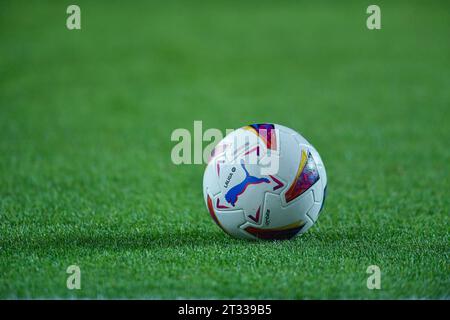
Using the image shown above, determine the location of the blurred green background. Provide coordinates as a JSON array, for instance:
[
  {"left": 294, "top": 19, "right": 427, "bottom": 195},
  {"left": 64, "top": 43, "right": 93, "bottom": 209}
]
[{"left": 0, "top": 0, "right": 449, "bottom": 298}]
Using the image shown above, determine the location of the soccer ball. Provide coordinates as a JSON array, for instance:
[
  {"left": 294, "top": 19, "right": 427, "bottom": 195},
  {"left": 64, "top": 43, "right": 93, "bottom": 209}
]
[{"left": 203, "top": 123, "right": 327, "bottom": 240}]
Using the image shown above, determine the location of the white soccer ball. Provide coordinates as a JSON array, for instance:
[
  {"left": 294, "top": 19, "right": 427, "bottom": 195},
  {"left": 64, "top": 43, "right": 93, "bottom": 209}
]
[{"left": 203, "top": 123, "right": 327, "bottom": 240}]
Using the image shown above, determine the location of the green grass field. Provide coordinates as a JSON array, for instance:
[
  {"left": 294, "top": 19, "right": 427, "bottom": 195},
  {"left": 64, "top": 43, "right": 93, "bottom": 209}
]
[{"left": 1, "top": 0, "right": 449, "bottom": 299}]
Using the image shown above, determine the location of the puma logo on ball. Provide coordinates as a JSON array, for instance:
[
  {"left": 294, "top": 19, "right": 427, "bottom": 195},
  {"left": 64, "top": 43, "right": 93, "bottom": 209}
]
[{"left": 225, "top": 160, "right": 270, "bottom": 207}]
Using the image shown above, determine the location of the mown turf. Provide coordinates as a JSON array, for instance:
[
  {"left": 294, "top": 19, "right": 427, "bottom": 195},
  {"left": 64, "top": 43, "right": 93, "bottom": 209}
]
[{"left": 0, "top": 0, "right": 449, "bottom": 299}]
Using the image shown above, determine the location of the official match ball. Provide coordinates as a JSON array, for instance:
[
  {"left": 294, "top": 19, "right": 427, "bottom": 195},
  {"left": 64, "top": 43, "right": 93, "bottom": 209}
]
[{"left": 203, "top": 123, "right": 327, "bottom": 240}]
